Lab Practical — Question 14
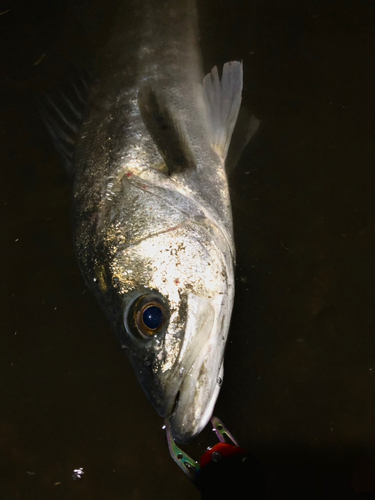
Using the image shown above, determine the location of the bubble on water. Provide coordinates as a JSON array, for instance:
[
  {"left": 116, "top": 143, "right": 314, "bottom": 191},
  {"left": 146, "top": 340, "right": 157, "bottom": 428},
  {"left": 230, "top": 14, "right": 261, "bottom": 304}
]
[{"left": 72, "top": 468, "right": 84, "bottom": 481}]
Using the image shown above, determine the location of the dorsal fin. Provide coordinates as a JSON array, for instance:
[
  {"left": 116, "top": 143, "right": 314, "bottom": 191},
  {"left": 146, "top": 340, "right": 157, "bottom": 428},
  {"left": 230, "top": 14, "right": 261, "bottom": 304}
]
[
  {"left": 37, "top": 68, "right": 94, "bottom": 174},
  {"left": 138, "top": 85, "right": 196, "bottom": 176},
  {"left": 202, "top": 61, "right": 245, "bottom": 162}
]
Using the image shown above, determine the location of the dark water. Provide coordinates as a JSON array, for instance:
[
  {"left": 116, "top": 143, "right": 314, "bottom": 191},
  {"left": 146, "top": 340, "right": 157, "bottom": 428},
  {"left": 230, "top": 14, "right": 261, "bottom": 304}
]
[{"left": 1, "top": 0, "right": 375, "bottom": 498}]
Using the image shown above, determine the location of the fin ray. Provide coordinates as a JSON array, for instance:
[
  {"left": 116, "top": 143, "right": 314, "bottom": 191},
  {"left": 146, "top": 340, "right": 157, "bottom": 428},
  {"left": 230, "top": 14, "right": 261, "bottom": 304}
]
[
  {"left": 38, "top": 68, "right": 95, "bottom": 174},
  {"left": 225, "top": 107, "right": 260, "bottom": 175},
  {"left": 202, "top": 61, "right": 244, "bottom": 161}
]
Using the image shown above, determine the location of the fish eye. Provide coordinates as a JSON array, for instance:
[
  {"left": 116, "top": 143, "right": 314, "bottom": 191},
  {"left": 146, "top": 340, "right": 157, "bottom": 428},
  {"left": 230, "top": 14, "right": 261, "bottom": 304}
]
[
  {"left": 124, "top": 294, "right": 168, "bottom": 339},
  {"left": 141, "top": 304, "right": 163, "bottom": 331},
  {"left": 137, "top": 301, "right": 165, "bottom": 336}
]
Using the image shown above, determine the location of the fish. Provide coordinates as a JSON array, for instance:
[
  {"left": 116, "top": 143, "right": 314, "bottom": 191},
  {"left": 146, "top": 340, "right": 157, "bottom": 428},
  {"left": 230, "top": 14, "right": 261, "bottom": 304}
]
[{"left": 40, "top": 0, "right": 259, "bottom": 443}]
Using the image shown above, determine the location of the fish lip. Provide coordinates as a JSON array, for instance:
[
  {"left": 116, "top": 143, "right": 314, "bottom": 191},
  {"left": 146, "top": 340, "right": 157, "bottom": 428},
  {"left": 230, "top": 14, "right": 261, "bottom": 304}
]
[
  {"left": 163, "top": 354, "right": 203, "bottom": 442},
  {"left": 169, "top": 390, "right": 181, "bottom": 417},
  {"left": 167, "top": 358, "right": 224, "bottom": 444},
  {"left": 163, "top": 390, "right": 181, "bottom": 429}
]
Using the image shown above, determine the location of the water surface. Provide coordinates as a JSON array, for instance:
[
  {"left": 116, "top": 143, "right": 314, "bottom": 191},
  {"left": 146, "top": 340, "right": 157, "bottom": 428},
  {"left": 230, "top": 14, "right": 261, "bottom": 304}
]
[{"left": 1, "top": 0, "right": 375, "bottom": 498}]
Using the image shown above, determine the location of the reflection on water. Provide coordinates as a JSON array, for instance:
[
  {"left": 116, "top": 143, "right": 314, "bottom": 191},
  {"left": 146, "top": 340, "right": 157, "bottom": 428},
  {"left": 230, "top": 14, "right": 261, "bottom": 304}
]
[{"left": 1, "top": 0, "right": 374, "bottom": 498}]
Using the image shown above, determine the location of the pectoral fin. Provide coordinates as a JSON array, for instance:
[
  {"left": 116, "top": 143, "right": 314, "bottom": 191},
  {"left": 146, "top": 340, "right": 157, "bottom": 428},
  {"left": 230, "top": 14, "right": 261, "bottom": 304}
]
[{"left": 138, "top": 86, "right": 196, "bottom": 176}]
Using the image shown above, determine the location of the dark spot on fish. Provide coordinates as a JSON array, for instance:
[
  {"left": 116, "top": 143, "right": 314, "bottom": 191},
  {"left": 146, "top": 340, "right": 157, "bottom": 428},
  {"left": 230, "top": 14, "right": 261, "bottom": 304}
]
[
  {"left": 90, "top": 212, "right": 100, "bottom": 224},
  {"left": 175, "top": 156, "right": 186, "bottom": 165},
  {"left": 156, "top": 116, "right": 169, "bottom": 131}
]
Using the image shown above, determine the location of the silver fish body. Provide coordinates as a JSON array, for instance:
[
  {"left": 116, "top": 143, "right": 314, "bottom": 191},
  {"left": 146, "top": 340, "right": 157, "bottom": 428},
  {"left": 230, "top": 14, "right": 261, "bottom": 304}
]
[{"left": 48, "top": 0, "right": 258, "bottom": 443}]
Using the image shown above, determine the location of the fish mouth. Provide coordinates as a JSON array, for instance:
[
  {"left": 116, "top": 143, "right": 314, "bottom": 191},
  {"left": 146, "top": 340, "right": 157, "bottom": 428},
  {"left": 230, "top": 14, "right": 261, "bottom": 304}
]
[
  {"left": 168, "top": 359, "right": 224, "bottom": 443},
  {"left": 165, "top": 292, "right": 229, "bottom": 444}
]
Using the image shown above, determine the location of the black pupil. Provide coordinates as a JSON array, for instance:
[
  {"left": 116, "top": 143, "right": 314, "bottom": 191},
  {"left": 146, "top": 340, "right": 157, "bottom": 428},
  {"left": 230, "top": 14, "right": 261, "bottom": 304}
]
[{"left": 142, "top": 305, "right": 163, "bottom": 330}]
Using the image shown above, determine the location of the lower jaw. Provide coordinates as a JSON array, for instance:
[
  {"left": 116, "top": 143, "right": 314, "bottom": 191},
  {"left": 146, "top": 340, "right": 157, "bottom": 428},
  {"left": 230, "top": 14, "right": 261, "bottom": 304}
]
[{"left": 168, "top": 363, "right": 224, "bottom": 443}]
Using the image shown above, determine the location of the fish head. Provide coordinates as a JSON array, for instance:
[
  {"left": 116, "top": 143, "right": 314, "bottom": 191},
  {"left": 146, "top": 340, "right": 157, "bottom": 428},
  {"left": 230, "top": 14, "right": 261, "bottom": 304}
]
[{"left": 99, "top": 218, "right": 234, "bottom": 443}]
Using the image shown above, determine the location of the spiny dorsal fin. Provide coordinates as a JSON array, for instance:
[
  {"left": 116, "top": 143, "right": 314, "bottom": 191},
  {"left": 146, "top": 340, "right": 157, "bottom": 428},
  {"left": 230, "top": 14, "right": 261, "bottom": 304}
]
[
  {"left": 138, "top": 85, "right": 196, "bottom": 176},
  {"left": 202, "top": 61, "right": 244, "bottom": 162},
  {"left": 37, "top": 68, "right": 94, "bottom": 174}
]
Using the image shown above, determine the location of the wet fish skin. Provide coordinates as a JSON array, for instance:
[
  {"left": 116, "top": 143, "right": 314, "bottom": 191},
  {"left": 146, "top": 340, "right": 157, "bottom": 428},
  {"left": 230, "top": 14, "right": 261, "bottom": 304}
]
[{"left": 47, "top": 0, "right": 258, "bottom": 443}]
